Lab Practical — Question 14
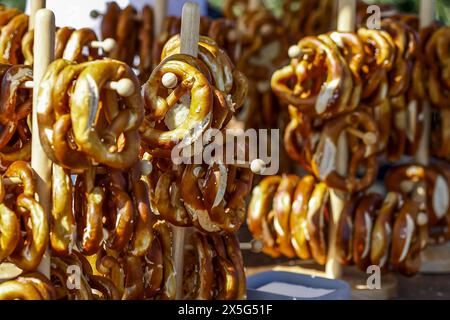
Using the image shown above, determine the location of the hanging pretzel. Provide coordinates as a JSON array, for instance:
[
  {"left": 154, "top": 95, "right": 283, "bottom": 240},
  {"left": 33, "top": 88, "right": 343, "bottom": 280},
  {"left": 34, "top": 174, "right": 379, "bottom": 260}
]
[
  {"left": 370, "top": 192, "right": 399, "bottom": 271},
  {"left": 141, "top": 54, "right": 213, "bottom": 150},
  {"left": 0, "top": 13, "right": 28, "bottom": 64},
  {"left": 247, "top": 176, "right": 282, "bottom": 258},
  {"left": 311, "top": 111, "right": 379, "bottom": 193},
  {"left": 62, "top": 28, "right": 100, "bottom": 62},
  {"left": 353, "top": 193, "right": 383, "bottom": 271},
  {"left": 290, "top": 175, "right": 315, "bottom": 260},
  {"left": 50, "top": 164, "right": 75, "bottom": 256},
  {"left": 70, "top": 59, "right": 143, "bottom": 169},
  {"left": 138, "top": 5, "right": 154, "bottom": 82},
  {"left": 101, "top": 1, "right": 121, "bottom": 40}
]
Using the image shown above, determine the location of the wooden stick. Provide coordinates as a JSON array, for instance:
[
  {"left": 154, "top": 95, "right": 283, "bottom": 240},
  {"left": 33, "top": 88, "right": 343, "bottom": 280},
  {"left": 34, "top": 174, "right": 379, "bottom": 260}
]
[
  {"left": 325, "top": 0, "right": 356, "bottom": 280},
  {"left": 416, "top": 0, "right": 436, "bottom": 166},
  {"left": 154, "top": 0, "right": 167, "bottom": 38},
  {"left": 31, "top": 9, "right": 55, "bottom": 279},
  {"left": 29, "top": 0, "right": 46, "bottom": 31},
  {"left": 172, "top": 2, "right": 200, "bottom": 300}
]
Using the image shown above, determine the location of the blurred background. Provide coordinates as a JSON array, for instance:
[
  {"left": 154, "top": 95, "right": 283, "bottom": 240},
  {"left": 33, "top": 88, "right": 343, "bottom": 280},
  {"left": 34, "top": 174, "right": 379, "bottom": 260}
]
[{"left": 2, "top": 0, "right": 450, "bottom": 24}]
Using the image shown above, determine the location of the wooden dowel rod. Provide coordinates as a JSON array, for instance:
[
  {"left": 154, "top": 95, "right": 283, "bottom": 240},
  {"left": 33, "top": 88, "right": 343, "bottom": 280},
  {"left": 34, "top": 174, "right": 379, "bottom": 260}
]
[
  {"left": 29, "top": 0, "right": 46, "bottom": 31},
  {"left": 31, "top": 9, "right": 55, "bottom": 279},
  {"left": 326, "top": 0, "right": 356, "bottom": 280},
  {"left": 154, "top": 0, "right": 167, "bottom": 37},
  {"left": 172, "top": 2, "right": 200, "bottom": 300}
]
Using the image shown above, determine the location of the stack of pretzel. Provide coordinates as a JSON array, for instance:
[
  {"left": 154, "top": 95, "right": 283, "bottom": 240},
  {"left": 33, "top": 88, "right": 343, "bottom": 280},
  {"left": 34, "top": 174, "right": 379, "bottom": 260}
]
[
  {"left": 247, "top": 173, "right": 441, "bottom": 276},
  {"left": 0, "top": 6, "right": 113, "bottom": 66},
  {"left": 139, "top": 35, "right": 252, "bottom": 235}
]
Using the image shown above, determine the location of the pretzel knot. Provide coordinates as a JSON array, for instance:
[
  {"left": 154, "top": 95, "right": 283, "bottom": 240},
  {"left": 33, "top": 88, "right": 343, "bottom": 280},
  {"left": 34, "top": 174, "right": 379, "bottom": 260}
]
[
  {"left": 38, "top": 59, "right": 144, "bottom": 170},
  {"left": 141, "top": 54, "right": 213, "bottom": 150},
  {"left": 311, "top": 111, "right": 380, "bottom": 193}
]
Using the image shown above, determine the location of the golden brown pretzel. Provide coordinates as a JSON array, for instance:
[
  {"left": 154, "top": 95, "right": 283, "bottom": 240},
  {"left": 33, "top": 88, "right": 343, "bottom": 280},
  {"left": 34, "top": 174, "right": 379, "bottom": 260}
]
[
  {"left": 183, "top": 233, "right": 214, "bottom": 300},
  {"left": 115, "top": 5, "right": 138, "bottom": 66},
  {"left": 153, "top": 220, "right": 176, "bottom": 300},
  {"left": 247, "top": 176, "right": 282, "bottom": 258},
  {"left": 55, "top": 27, "right": 75, "bottom": 59},
  {"left": 102, "top": 1, "right": 121, "bottom": 40},
  {"left": 129, "top": 179, "right": 156, "bottom": 257},
  {"left": 74, "top": 173, "right": 104, "bottom": 256},
  {"left": 290, "top": 175, "right": 315, "bottom": 260},
  {"left": 9, "top": 193, "right": 48, "bottom": 271},
  {"left": 70, "top": 59, "right": 143, "bottom": 169},
  {"left": 390, "top": 200, "right": 428, "bottom": 276},
  {"left": 272, "top": 174, "right": 299, "bottom": 258},
  {"left": 306, "top": 182, "right": 329, "bottom": 265},
  {"left": 0, "top": 279, "right": 44, "bottom": 300},
  {"left": 353, "top": 193, "right": 382, "bottom": 271},
  {"left": 0, "top": 13, "right": 28, "bottom": 64},
  {"left": 223, "top": 233, "right": 246, "bottom": 299},
  {"left": 50, "top": 164, "right": 75, "bottom": 256},
  {"left": 122, "top": 255, "right": 144, "bottom": 300},
  {"left": 141, "top": 54, "right": 213, "bottom": 150},
  {"left": 311, "top": 111, "right": 379, "bottom": 193},
  {"left": 271, "top": 36, "right": 353, "bottom": 119},
  {"left": 370, "top": 192, "right": 399, "bottom": 270},
  {"left": 208, "top": 18, "right": 238, "bottom": 64},
  {"left": 138, "top": 5, "right": 154, "bottom": 82},
  {"left": 336, "top": 196, "right": 360, "bottom": 265},
  {"left": 21, "top": 29, "right": 34, "bottom": 65},
  {"left": 210, "top": 235, "right": 238, "bottom": 300},
  {"left": 87, "top": 274, "right": 121, "bottom": 300},
  {"left": 143, "top": 236, "right": 163, "bottom": 299},
  {"left": 62, "top": 28, "right": 99, "bottom": 62}
]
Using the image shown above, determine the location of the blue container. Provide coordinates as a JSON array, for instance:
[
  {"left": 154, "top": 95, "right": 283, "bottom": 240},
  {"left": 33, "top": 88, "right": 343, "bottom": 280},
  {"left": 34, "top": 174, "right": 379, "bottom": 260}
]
[{"left": 247, "top": 271, "right": 350, "bottom": 300}]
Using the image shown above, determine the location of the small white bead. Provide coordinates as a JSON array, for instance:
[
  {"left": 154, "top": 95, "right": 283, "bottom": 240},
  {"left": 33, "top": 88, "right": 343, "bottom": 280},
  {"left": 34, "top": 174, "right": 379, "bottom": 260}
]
[
  {"left": 250, "top": 159, "right": 266, "bottom": 175},
  {"left": 288, "top": 45, "right": 301, "bottom": 59},
  {"left": 102, "top": 38, "right": 117, "bottom": 53},
  {"left": 161, "top": 72, "right": 178, "bottom": 89},
  {"left": 417, "top": 212, "right": 428, "bottom": 226}
]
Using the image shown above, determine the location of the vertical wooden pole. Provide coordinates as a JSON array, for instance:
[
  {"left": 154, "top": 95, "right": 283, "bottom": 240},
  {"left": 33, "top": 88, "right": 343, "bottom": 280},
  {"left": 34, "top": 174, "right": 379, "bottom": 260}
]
[
  {"left": 29, "top": 0, "right": 46, "bottom": 31},
  {"left": 154, "top": 0, "right": 167, "bottom": 38},
  {"left": 416, "top": 0, "right": 435, "bottom": 166},
  {"left": 325, "top": 0, "right": 356, "bottom": 279},
  {"left": 32, "top": 9, "right": 55, "bottom": 279},
  {"left": 172, "top": 2, "right": 200, "bottom": 300}
]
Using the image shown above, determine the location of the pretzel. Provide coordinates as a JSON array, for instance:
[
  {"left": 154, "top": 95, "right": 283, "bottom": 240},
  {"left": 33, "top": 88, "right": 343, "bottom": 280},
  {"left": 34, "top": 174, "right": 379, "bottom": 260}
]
[
  {"left": 290, "top": 175, "right": 315, "bottom": 260},
  {"left": 0, "top": 181, "right": 20, "bottom": 263},
  {"left": 223, "top": 233, "right": 246, "bottom": 299},
  {"left": 0, "top": 64, "right": 32, "bottom": 154},
  {"left": 271, "top": 36, "right": 353, "bottom": 119},
  {"left": 370, "top": 192, "right": 399, "bottom": 270},
  {"left": 21, "top": 30, "right": 34, "bottom": 65},
  {"left": 390, "top": 200, "right": 428, "bottom": 276},
  {"left": 114, "top": 5, "right": 138, "bottom": 66},
  {"left": 95, "top": 248, "right": 125, "bottom": 296},
  {"left": 143, "top": 236, "right": 163, "bottom": 299},
  {"left": 55, "top": 27, "right": 75, "bottom": 59},
  {"left": 138, "top": 5, "right": 154, "bottom": 82},
  {"left": 74, "top": 173, "right": 104, "bottom": 255},
  {"left": 201, "top": 162, "right": 253, "bottom": 233},
  {"left": 0, "top": 13, "right": 28, "bottom": 64},
  {"left": 208, "top": 18, "right": 239, "bottom": 64},
  {"left": 154, "top": 170, "right": 191, "bottom": 227},
  {"left": 152, "top": 220, "right": 176, "bottom": 300},
  {"left": 50, "top": 164, "right": 75, "bottom": 256},
  {"left": 272, "top": 174, "right": 299, "bottom": 258},
  {"left": 385, "top": 165, "right": 449, "bottom": 226},
  {"left": 152, "top": 16, "right": 181, "bottom": 67},
  {"left": 129, "top": 179, "right": 156, "bottom": 257},
  {"left": 210, "top": 235, "right": 238, "bottom": 300},
  {"left": 87, "top": 274, "right": 121, "bottom": 300},
  {"left": 180, "top": 164, "right": 221, "bottom": 233},
  {"left": 247, "top": 176, "right": 282, "bottom": 258},
  {"left": 141, "top": 54, "right": 213, "bottom": 150},
  {"left": 306, "top": 182, "right": 329, "bottom": 265},
  {"left": 353, "top": 193, "right": 382, "bottom": 271},
  {"left": 122, "top": 255, "right": 144, "bottom": 300},
  {"left": 70, "top": 59, "right": 143, "bottom": 169},
  {"left": 426, "top": 27, "right": 450, "bottom": 109},
  {"left": 101, "top": 1, "right": 121, "bottom": 40},
  {"left": 62, "top": 28, "right": 100, "bottom": 62},
  {"left": 0, "top": 273, "right": 56, "bottom": 300},
  {"left": 357, "top": 28, "right": 395, "bottom": 105},
  {"left": 18, "top": 272, "right": 57, "bottom": 300},
  {"left": 311, "top": 111, "right": 379, "bottom": 193},
  {"left": 0, "top": 8, "right": 21, "bottom": 27},
  {"left": 183, "top": 233, "right": 214, "bottom": 300},
  {"left": 336, "top": 196, "right": 360, "bottom": 265}
]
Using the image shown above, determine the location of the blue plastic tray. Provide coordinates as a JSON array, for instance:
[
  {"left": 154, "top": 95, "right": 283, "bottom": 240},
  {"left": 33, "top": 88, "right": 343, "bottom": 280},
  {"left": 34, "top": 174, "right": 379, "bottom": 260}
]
[{"left": 247, "top": 271, "right": 350, "bottom": 300}]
